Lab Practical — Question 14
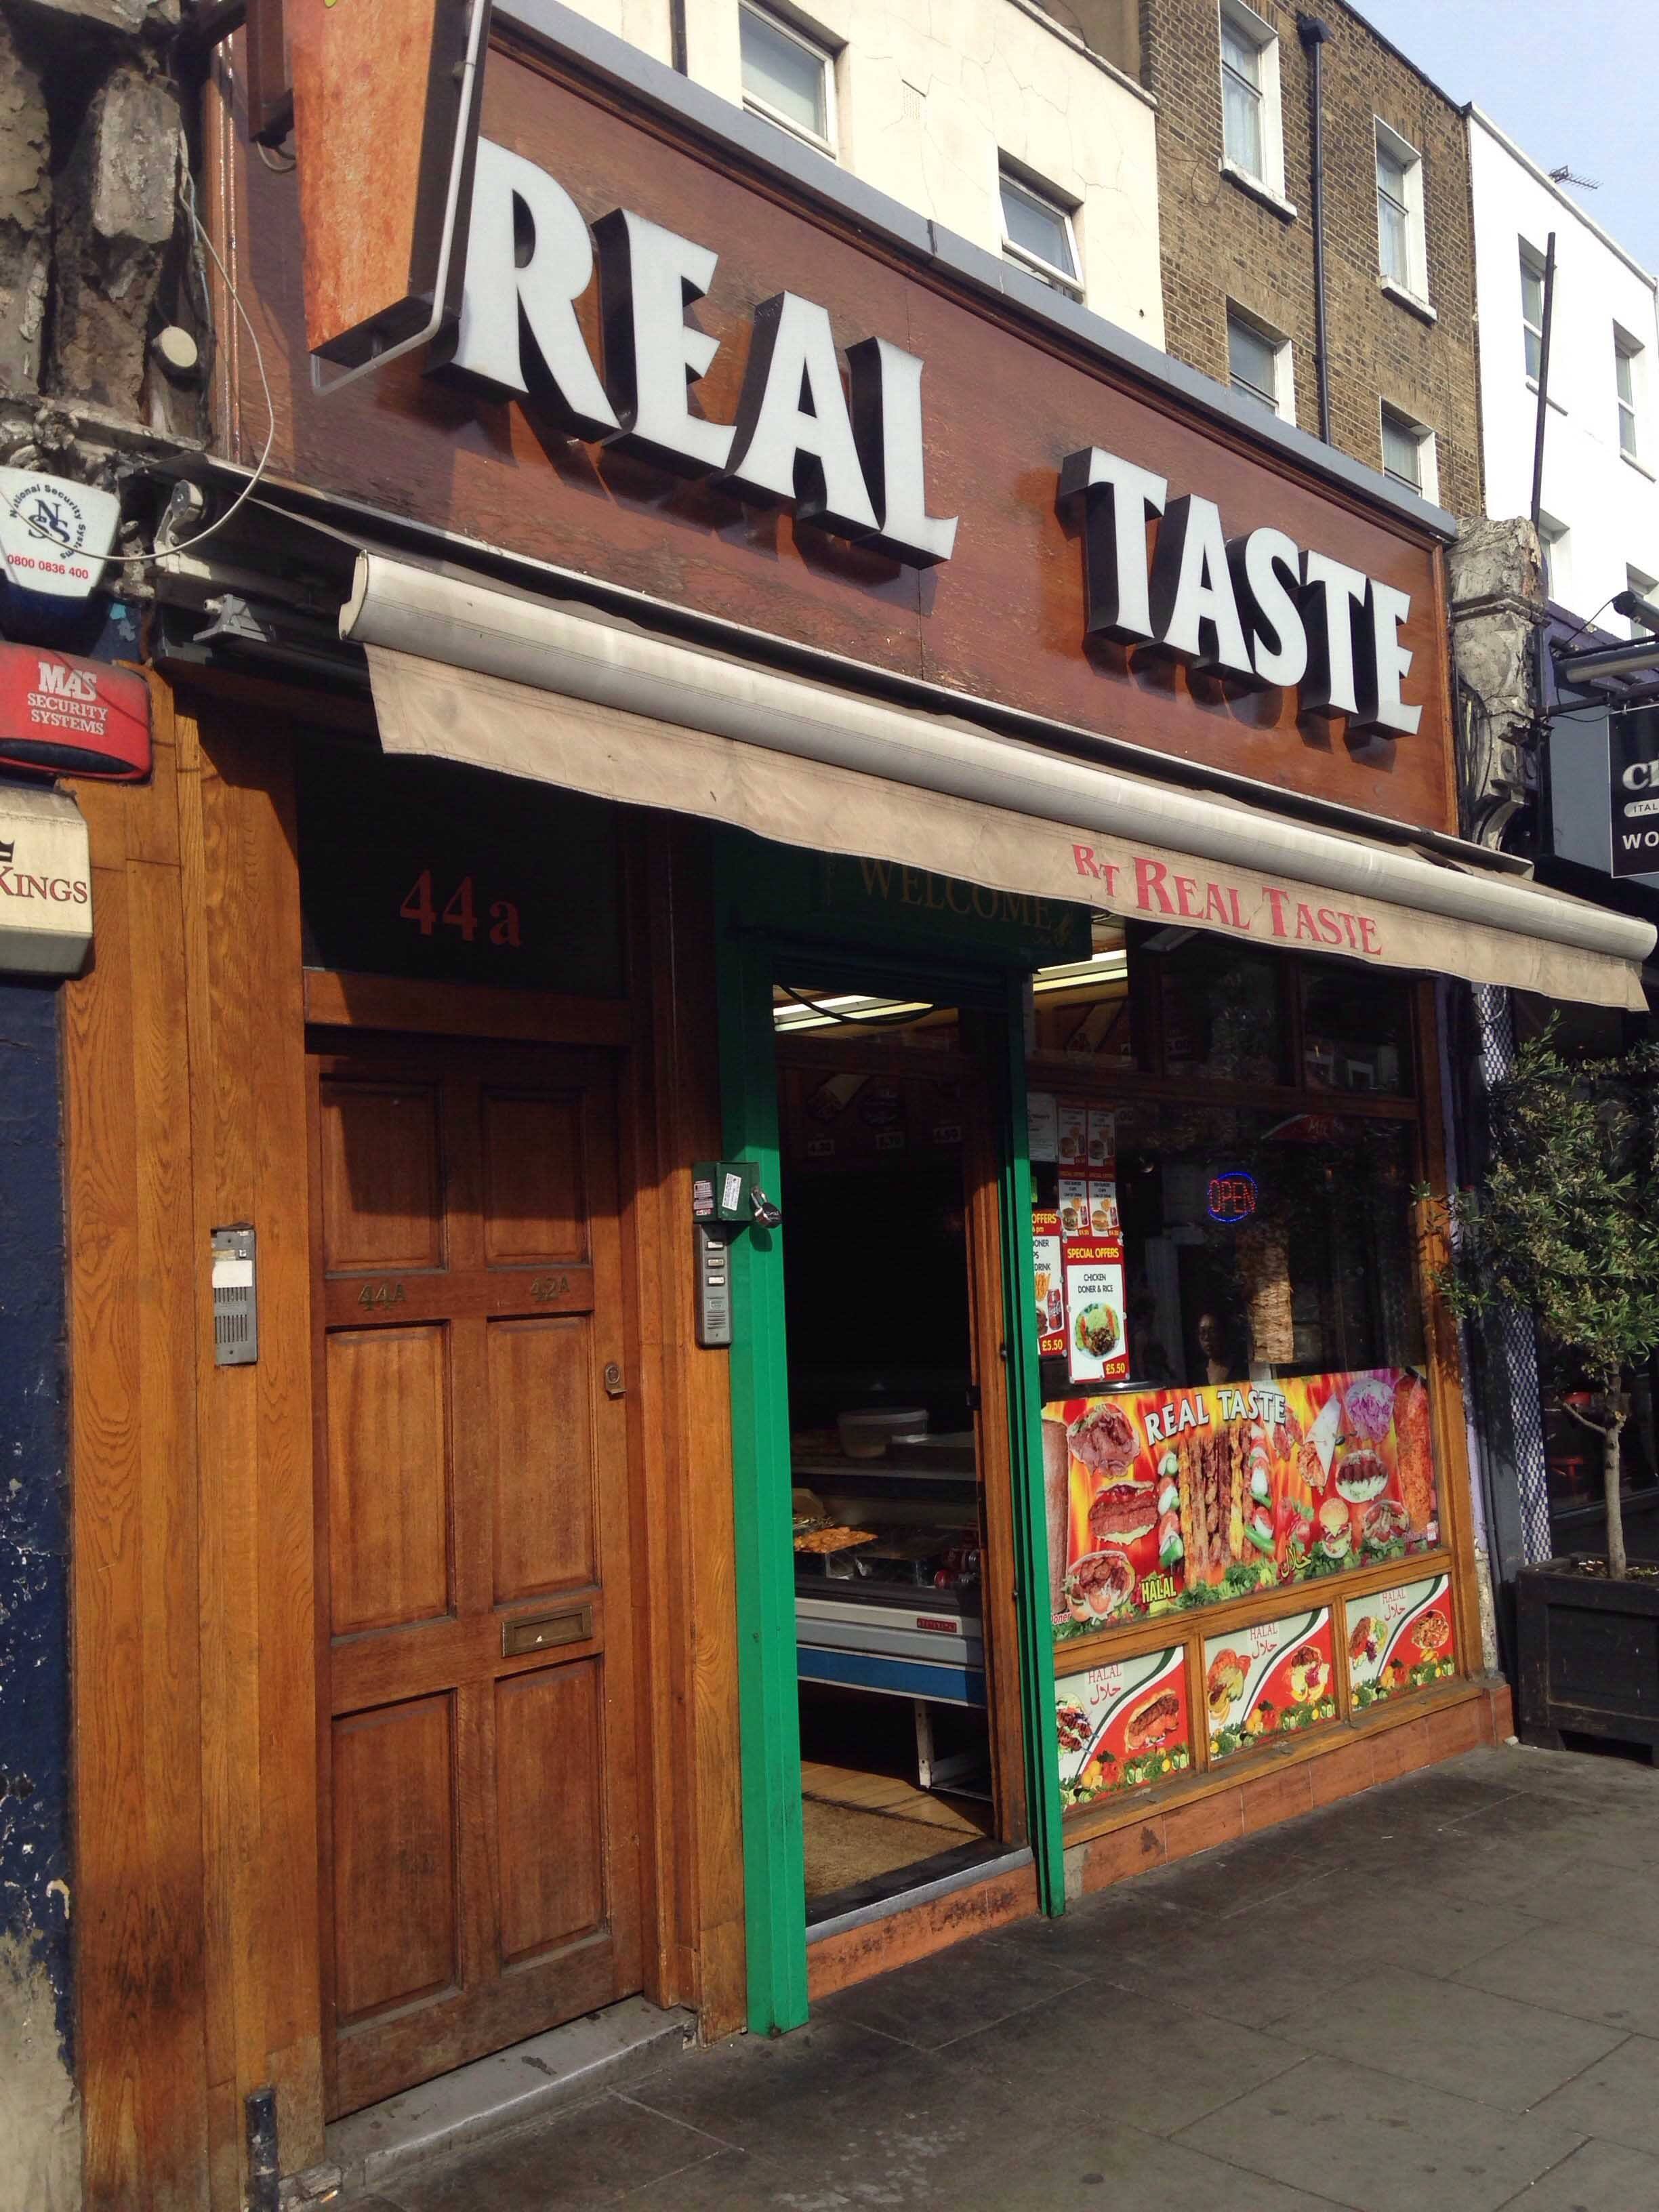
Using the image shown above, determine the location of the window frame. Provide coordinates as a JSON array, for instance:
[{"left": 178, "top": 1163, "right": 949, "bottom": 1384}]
[
  {"left": 738, "top": 0, "right": 838, "bottom": 159},
  {"left": 1216, "top": 0, "right": 1286, "bottom": 203},
  {"left": 1520, "top": 242, "right": 1547, "bottom": 386},
  {"left": 1373, "top": 120, "right": 1429, "bottom": 306},
  {"left": 1537, "top": 514, "right": 1568, "bottom": 605},
  {"left": 998, "top": 163, "right": 1084, "bottom": 298},
  {"left": 1626, "top": 565, "right": 1657, "bottom": 638},
  {"left": 1379, "top": 403, "right": 1438, "bottom": 503},
  {"left": 1616, "top": 329, "right": 1643, "bottom": 463},
  {"left": 1226, "top": 303, "right": 1294, "bottom": 423}
]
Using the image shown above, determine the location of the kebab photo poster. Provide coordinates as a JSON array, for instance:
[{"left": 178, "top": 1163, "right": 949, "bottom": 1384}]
[
  {"left": 1047, "top": 1367, "right": 1439, "bottom": 1635},
  {"left": 1054, "top": 1644, "right": 1192, "bottom": 1808}
]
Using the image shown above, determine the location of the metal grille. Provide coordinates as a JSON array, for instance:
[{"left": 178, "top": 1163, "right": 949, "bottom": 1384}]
[{"left": 1472, "top": 986, "right": 1553, "bottom": 1561}]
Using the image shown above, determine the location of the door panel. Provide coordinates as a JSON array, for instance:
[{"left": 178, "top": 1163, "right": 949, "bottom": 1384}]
[
  {"left": 321, "top": 1082, "right": 444, "bottom": 1271},
  {"left": 495, "top": 1662, "right": 606, "bottom": 1961},
  {"left": 481, "top": 1090, "right": 587, "bottom": 1263},
  {"left": 314, "top": 1044, "right": 642, "bottom": 2116},
  {"left": 489, "top": 1316, "right": 598, "bottom": 1602},
  {"left": 327, "top": 1324, "right": 453, "bottom": 1635},
  {"left": 331, "top": 1696, "right": 458, "bottom": 2024}
]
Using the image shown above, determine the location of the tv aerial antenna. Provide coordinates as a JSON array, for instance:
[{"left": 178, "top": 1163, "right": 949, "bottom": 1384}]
[{"left": 1548, "top": 164, "right": 1601, "bottom": 189}]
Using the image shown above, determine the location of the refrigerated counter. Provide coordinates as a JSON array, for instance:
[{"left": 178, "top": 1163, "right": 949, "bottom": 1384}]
[{"left": 792, "top": 1437, "right": 986, "bottom": 1784}]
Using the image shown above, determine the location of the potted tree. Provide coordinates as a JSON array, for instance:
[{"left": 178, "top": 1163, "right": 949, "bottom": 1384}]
[{"left": 1425, "top": 1031, "right": 1659, "bottom": 1755}]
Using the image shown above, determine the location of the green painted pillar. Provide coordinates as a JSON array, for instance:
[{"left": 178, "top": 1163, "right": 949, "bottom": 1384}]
[
  {"left": 997, "top": 979, "right": 1066, "bottom": 1916},
  {"left": 716, "top": 911, "right": 811, "bottom": 2036}
]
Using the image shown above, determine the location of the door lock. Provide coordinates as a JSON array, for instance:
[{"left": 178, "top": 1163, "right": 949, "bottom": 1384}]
[{"left": 603, "top": 1361, "right": 626, "bottom": 1398}]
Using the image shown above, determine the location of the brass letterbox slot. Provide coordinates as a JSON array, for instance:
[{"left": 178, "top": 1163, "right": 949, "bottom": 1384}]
[{"left": 502, "top": 1605, "right": 592, "bottom": 1658}]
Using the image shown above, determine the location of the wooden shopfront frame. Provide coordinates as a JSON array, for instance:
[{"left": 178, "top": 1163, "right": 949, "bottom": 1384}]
[
  {"left": 61, "top": 680, "right": 750, "bottom": 2209},
  {"left": 1033, "top": 972, "right": 1486, "bottom": 1858}
]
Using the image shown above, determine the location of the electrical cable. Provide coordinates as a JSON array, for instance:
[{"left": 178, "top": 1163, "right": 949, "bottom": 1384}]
[{"left": 115, "top": 159, "right": 276, "bottom": 571}]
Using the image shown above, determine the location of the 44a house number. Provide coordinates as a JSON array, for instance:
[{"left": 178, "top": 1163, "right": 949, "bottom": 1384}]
[{"left": 399, "top": 869, "right": 523, "bottom": 947}]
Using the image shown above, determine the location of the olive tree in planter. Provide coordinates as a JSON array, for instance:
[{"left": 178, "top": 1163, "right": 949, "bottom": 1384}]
[{"left": 1423, "top": 1031, "right": 1659, "bottom": 1753}]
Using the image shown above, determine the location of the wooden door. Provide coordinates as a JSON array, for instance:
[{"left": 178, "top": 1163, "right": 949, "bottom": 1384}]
[{"left": 311, "top": 1040, "right": 643, "bottom": 2116}]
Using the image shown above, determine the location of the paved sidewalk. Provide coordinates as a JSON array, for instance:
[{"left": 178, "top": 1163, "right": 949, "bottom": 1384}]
[{"left": 341, "top": 1743, "right": 1659, "bottom": 2211}]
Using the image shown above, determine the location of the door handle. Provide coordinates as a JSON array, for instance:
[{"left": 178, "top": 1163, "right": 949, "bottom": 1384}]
[{"left": 603, "top": 1361, "right": 625, "bottom": 1398}]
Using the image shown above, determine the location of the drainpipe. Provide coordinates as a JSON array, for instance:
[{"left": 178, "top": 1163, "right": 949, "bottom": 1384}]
[
  {"left": 670, "top": 0, "right": 688, "bottom": 73},
  {"left": 1298, "top": 15, "right": 1333, "bottom": 445}
]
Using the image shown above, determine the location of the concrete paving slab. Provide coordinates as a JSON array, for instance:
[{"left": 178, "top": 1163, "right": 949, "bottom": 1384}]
[
  {"left": 1248, "top": 1864, "right": 1541, "bottom": 1978},
  {"left": 948, "top": 1977, "right": 1310, "bottom": 2135},
  {"left": 1176, "top": 2053, "right": 1586, "bottom": 2212},
  {"left": 1530, "top": 2033, "right": 1659, "bottom": 2157},
  {"left": 379, "top": 2090, "right": 720, "bottom": 2211},
  {"left": 622, "top": 2146, "right": 855, "bottom": 2209},
  {"left": 1490, "top": 2135, "right": 1659, "bottom": 2210},
  {"left": 330, "top": 1996, "right": 695, "bottom": 2195},
  {"left": 1269, "top": 1963, "right": 1628, "bottom": 2111},
  {"left": 1456, "top": 1921, "right": 1659, "bottom": 2040},
  {"left": 815, "top": 1925, "right": 1090, "bottom": 2048}
]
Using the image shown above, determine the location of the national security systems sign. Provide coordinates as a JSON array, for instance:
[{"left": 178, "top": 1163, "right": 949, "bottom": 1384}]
[
  {"left": 0, "top": 470, "right": 120, "bottom": 600},
  {"left": 0, "top": 783, "right": 93, "bottom": 976}
]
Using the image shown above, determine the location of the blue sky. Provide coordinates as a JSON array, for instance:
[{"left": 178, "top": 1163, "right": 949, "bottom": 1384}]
[{"left": 1357, "top": 0, "right": 1658, "bottom": 273}]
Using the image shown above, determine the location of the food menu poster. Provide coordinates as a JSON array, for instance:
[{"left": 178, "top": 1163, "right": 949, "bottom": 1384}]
[
  {"left": 1055, "top": 1645, "right": 1191, "bottom": 1807},
  {"left": 1063, "top": 1231, "right": 1130, "bottom": 1388},
  {"left": 1033, "top": 1208, "right": 1065, "bottom": 1357},
  {"left": 1033, "top": 1095, "right": 1115, "bottom": 1172},
  {"left": 1051, "top": 1367, "right": 1439, "bottom": 1636},
  {"left": 1347, "top": 1574, "right": 1456, "bottom": 1709},
  {"left": 1205, "top": 1608, "right": 1336, "bottom": 1760}
]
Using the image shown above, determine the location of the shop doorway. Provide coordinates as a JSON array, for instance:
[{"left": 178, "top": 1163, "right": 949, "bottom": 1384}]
[
  {"left": 774, "top": 987, "right": 1017, "bottom": 1921},
  {"left": 308, "top": 1036, "right": 644, "bottom": 2116}
]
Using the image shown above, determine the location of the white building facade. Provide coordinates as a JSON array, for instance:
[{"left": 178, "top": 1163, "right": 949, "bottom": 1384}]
[
  {"left": 551, "top": 0, "right": 1165, "bottom": 343},
  {"left": 1469, "top": 106, "right": 1659, "bottom": 631}
]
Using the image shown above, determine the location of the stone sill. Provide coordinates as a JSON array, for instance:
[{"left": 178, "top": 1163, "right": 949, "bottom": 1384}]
[
  {"left": 1218, "top": 159, "right": 1297, "bottom": 222},
  {"left": 1379, "top": 276, "right": 1437, "bottom": 325},
  {"left": 1622, "top": 447, "right": 1657, "bottom": 483}
]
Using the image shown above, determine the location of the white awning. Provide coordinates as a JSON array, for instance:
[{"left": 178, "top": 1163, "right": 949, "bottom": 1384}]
[{"left": 342, "top": 553, "right": 1655, "bottom": 1010}]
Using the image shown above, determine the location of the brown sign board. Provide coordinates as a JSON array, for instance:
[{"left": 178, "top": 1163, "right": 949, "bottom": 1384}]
[
  {"left": 289, "top": 0, "right": 484, "bottom": 366},
  {"left": 220, "top": 24, "right": 1456, "bottom": 831}
]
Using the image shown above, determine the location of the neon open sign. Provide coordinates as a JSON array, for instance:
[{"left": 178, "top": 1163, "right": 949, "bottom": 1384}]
[{"left": 1207, "top": 1170, "right": 1258, "bottom": 1226}]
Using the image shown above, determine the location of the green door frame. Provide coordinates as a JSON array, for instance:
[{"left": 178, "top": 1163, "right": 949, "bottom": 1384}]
[{"left": 714, "top": 845, "right": 1065, "bottom": 2037}]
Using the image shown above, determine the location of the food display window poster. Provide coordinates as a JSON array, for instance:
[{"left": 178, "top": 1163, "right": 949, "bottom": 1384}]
[
  {"left": 1347, "top": 1574, "right": 1456, "bottom": 1710},
  {"left": 1205, "top": 1609, "right": 1336, "bottom": 1761},
  {"left": 1057, "top": 1099, "right": 1088, "bottom": 1168},
  {"left": 1033, "top": 1209, "right": 1065, "bottom": 1357},
  {"left": 1029, "top": 1091, "right": 1059, "bottom": 1164},
  {"left": 1056, "top": 1645, "right": 1191, "bottom": 1809},
  {"left": 1063, "top": 1229, "right": 1129, "bottom": 1389},
  {"left": 1050, "top": 1367, "right": 1439, "bottom": 1638}
]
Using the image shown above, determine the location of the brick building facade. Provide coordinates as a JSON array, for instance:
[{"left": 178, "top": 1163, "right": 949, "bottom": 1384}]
[{"left": 1137, "top": 0, "right": 1481, "bottom": 516}]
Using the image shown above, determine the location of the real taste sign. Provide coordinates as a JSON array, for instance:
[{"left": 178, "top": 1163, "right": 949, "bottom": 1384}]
[
  {"left": 246, "top": 46, "right": 1457, "bottom": 829},
  {"left": 443, "top": 141, "right": 1422, "bottom": 738}
]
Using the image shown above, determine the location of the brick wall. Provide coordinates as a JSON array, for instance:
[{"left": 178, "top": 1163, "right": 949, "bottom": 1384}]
[{"left": 1140, "top": 0, "right": 1481, "bottom": 516}]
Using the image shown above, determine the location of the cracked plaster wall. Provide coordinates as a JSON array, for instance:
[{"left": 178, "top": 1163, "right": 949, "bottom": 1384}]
[
  {"left": 558, "top": 0, "right": 1165, "bottom": 343},
  {"left": 0, "top": 981, "right": 75, "bottom": 2212},
  {"left": 0, "top": 0, "right": 186, "bottom": 426}
]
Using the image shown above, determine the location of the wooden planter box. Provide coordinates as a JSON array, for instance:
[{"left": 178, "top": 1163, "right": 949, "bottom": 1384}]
[{"left": 1517, "top": 1558, "right": 1659, "bottom": 1759}]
